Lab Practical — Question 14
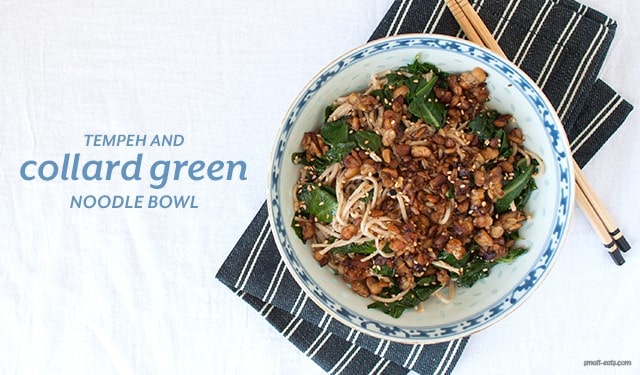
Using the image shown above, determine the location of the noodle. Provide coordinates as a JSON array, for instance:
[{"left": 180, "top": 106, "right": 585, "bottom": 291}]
[
  {"left": 370, "top": 288, "right": 412, "bottom": 304},
  {"left": 433, "top": 280, "right": 456, "bottom": 304}
]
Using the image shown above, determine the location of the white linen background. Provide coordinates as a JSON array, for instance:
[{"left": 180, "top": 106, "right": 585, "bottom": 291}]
[{"left": 0, "top": 0, "right": 638, "bottom": 374}]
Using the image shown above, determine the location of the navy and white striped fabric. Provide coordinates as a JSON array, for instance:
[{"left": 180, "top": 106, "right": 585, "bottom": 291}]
[
  {"left": 220, "top": 204, "right": 466, "bottom": 374},
  {"left": 216, "top": 1, "right": 633, "bottom": 374}
]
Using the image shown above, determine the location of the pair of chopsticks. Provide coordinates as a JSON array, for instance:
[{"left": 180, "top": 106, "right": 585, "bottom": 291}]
[{"left": 444, "top": 0, "right": 630, "bottom": 265}]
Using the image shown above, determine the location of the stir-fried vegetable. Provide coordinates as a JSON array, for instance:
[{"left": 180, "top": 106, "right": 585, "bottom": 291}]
[{"left": 291, "top": 58, "right": 539, "bottom": 318}]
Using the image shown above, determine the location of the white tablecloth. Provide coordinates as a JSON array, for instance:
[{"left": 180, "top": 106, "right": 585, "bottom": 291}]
[{"left": 1, "top": 1, "right": 638, "bottom": 374}]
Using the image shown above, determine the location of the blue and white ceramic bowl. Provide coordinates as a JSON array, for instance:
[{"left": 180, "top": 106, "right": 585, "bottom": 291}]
[{"left": 267, "top": 34, "right": 574, "bottom": 344}]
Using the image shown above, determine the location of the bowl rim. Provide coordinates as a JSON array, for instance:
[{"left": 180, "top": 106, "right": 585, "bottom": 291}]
[{"left": 266, "top": 33, "right": 575, "bottom": 344}]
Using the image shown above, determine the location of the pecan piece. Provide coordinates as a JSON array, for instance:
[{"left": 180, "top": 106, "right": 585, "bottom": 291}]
[{"left": 301, "top": 132, "right": 326, "bottom": 159}]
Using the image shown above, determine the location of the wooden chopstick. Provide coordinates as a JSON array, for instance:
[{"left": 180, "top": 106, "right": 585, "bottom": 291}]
[
  {"left": 454, "top": 0, "right": 504, "bottom": 55},
  {"left": 446, "top": 0, "right": 629, "bottom": 264},
  {"left": 575, "top": 183, "right": 625, "bottom": 265},
  {"left": 573, "top": 159, "right": 631, "bottom": 252},
  {"left": 443, "top": 0, "right": 483, "bottom": 46}
]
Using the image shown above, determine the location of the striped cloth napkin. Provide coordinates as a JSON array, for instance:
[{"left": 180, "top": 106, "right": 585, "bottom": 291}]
[{"left": 216, "top": 1, "right": 633, "bottom": 374}]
